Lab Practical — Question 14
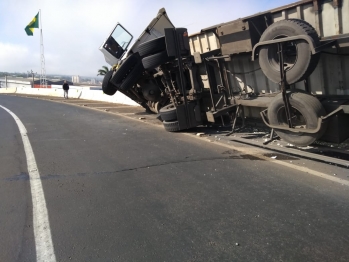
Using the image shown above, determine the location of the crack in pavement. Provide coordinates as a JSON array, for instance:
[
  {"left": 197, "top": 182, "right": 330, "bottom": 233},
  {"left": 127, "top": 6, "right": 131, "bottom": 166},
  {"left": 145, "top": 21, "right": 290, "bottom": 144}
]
[{"left": 4, "top": 154, "right": 265, "bottom": 181}]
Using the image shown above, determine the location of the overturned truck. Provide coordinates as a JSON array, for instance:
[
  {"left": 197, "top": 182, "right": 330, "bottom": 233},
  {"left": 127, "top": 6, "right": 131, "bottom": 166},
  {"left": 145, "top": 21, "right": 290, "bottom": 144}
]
[{"left": 100, "top": 0, "right": 349, "bottom": 146}]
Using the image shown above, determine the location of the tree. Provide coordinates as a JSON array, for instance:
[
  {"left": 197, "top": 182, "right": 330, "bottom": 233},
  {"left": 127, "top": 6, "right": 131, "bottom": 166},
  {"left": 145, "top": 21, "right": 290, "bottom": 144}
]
[{"left": 97, "top": 66, "right": 110, "bottom": 76}]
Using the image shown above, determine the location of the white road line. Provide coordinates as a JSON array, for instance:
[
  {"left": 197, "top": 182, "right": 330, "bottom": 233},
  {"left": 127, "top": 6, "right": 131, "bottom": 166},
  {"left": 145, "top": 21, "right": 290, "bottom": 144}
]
[{"left": 0, "top": 105, "right": 56, "bottom": 262}]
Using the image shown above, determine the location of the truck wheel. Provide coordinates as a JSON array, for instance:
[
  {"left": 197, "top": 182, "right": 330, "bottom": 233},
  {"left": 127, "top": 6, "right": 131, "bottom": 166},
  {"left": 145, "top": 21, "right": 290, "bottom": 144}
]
[
  {"left": 142, "top": 51, "right": 174, "bottom": 70},
  {"left": 138, "top": 37, "right": 166, "bottom": 57},
  {"left": 102, "top": 70, "right": 117, "bottom": 95},
  {"left": 159, "top": 104, "right": 177, "bottom": 121},
  {"left": 163, "top": 120, "right": 181, "bottom": 132},
  {"left": 110, "top": 52, "right": 141, "bottom": 87},
  {"left": 267, "top": 91, "right": 328, "bottom": 146},
  {"left": 119, "top": 62, "right": 144, "bottom": 91},
  {"left": 259, "top": 19, "right": 320, "bottom": 84}
]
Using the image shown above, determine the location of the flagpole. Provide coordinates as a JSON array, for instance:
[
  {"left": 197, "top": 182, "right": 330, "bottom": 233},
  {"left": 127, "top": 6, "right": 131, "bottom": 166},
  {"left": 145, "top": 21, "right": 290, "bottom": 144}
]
[{"left": 39, "top": 9, "right": 47, "bottom": 88}]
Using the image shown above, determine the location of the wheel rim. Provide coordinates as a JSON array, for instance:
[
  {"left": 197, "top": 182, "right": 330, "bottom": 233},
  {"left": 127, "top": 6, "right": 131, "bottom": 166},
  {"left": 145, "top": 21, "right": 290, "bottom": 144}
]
[
  {"left": 267, "top": 35, "right": 298, "bottom": 72},
  {"left": 276, "top": 106, "right": 307, "bottom": 129}
]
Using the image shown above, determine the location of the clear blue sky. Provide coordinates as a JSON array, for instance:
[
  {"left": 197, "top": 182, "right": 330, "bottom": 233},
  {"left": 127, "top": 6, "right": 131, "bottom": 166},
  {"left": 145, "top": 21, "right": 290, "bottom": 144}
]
[{"left": 0, "top": 0, "right": 297, "bottom": 77}]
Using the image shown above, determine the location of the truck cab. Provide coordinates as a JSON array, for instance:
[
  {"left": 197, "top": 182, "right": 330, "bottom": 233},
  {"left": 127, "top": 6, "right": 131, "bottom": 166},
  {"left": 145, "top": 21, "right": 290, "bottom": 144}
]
[{"left": 100, "top": 8, "right": 175, "bottom": 67}]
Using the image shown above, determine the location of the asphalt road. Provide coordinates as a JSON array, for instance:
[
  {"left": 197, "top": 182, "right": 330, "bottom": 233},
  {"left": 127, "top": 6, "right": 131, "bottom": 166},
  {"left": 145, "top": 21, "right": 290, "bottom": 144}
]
[{"left": 1, "top": 94, "right": 349, "bottom": 262}]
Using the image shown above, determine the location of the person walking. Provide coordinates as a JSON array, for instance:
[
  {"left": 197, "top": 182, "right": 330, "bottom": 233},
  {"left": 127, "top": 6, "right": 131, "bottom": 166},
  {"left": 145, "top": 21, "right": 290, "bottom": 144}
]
[{"left": 63, "top": 80, "right": 69, "bottom": 99}]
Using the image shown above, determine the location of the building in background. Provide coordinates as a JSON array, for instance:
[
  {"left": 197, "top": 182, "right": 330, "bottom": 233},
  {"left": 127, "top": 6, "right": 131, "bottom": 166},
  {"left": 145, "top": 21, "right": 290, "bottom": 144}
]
[
  {"left": 72, "top": 75, "right": 80, "bottom": 83},
  {"left": 90, "top": 78, "right": 96, "bottom": 84}
]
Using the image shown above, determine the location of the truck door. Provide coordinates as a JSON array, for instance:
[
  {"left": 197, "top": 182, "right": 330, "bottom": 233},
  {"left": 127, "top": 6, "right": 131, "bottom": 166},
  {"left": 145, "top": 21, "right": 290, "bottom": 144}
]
[{"left": 99, "top": 23, "right": 133, "bottom": 66}]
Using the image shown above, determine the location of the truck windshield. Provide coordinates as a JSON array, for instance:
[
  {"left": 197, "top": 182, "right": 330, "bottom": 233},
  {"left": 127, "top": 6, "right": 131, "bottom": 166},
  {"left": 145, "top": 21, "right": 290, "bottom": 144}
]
[{"left": 104, "top": 24, "right": 132, "bottom": 59}]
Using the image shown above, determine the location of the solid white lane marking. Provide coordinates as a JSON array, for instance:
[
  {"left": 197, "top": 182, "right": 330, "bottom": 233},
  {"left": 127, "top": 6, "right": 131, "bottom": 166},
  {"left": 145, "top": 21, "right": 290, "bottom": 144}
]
[{"left": 0, "top": 105, "right": 56, "bottom": 262}]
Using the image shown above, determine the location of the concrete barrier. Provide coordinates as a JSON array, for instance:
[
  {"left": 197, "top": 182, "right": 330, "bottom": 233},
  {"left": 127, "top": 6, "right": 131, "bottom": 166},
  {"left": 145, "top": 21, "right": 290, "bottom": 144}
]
[
  {"left": 50, "top": 88, "right": 82, "bottom": 99},
  {"left": 115, "top": 92, "right": 139, "bottom": 106},
  {"left": 16, "top": 87, "right": 52, "bottom": 96},
  {"left": 79, "top": 90, "right": 114, "bottom": 103},
  {"left": 68, "top": 89, "right": 82, "bottom": 99},
  {"left": 14, "top": 87, "right": 82, "bottom": 99},
  {"left": 0, "top": 87, "right": 17, "bottom": 93},
  {"left": 80, "top": 90, "right": 139, "bottom": 106},
  {"left": 11, "top": 87, "right": 140, "bottom": 106},
  {"left": 51, "top": 85, "right": 84, "bottom": 90},
  {"left": 16, "top": 87, "right": 34, "bottom": 95}
]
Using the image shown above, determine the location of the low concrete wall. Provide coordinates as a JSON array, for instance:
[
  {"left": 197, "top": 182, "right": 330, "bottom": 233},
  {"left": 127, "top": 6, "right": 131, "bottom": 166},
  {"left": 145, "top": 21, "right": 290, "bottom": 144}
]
[
  {"left": 14, "top": 87, "right": 82, "bottom": 99},
  {"left": 79, "top": 90, "right": 139, "bottom": 106},
  {"left": 0, "top": 87, "right": 140, "bottom": 106},
  {"left": 51, "top": 85, "right": 83, "bottom": 90},
  {"left": 0, "top": 87, "right": 17, "bottom": 93}
]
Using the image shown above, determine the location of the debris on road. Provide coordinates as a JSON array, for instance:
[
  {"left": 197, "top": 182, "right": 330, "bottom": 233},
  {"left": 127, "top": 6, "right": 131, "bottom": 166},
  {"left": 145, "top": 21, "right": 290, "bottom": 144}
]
[
  {"left": 139, "top": 117, "right": 146, "bottom": 120},
  {"left": 196, "top": 133, "right": 205, "bottom": 137},
  {"left": 271, "top": 156, "right": 277, "bottom": 159}
]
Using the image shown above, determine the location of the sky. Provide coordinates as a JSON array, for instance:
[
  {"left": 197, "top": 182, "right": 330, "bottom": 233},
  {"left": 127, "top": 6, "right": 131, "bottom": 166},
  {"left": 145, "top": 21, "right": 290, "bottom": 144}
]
[{"left": 0, "top": 0, "right": 297, "bottom": 77}]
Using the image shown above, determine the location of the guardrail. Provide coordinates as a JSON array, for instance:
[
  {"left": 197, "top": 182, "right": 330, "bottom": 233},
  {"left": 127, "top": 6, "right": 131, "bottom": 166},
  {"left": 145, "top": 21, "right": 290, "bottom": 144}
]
[{"left": 0, "top": 87, "right": 139, "bottom": 106}]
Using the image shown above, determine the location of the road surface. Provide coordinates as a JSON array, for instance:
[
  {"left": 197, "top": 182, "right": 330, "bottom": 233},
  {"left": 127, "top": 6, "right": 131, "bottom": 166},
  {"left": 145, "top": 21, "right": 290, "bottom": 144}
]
[{"left": 1, "top": 94, "right": 349, "bottom": 262}]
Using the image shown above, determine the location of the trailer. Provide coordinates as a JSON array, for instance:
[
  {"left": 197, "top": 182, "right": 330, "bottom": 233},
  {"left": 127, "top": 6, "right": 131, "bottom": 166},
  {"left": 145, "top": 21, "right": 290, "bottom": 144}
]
[{"left": 100, "top": 0, "right": 349, "bottom": 146}]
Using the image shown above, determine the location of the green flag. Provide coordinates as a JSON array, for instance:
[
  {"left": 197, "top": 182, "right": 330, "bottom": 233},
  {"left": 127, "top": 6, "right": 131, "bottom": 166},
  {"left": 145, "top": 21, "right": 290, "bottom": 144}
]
[{"left": 25, "top": 12, "right": 39, "bottom": 36}]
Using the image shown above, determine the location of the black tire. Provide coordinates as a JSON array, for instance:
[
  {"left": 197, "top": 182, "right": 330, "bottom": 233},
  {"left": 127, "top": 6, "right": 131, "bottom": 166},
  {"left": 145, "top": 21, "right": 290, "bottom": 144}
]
[
  {"left": 142, "top": 51, "right": 173, "bottom": 70},
  {"left": 102, "top": 70, "right": 117, "bottom": 96},
  {"left": 159, "top": 104, "right": 177, "bottom": 121},
  {"left": 138, "top": 37, "right": 166, "bottom": 57},
  {"left": 119, "top": 62, "right": 144, "bottom": 91},
  {"left": 163, "top": 120, "right": 180, "bottom": 132},
  {"left": 110, "top": 52, "right": 141, "bottom": 87},
  {"left": 259, "top": 19, "right": 320, "bottom": 84},
  {"left": 267, "top": 91, "right": 328, "bottom": 146}
]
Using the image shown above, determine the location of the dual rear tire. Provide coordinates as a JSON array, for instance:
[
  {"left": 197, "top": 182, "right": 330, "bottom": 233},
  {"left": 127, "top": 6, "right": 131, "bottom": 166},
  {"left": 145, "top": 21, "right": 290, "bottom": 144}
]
[
  {"left": 139, "top": 38, "right": 179, "bottom": 132},
  {"left": 103, "top": 52, "right": 144, "bottom": 95},
  {"left": 267, "top": 92, "right": 327, "bottom": 146},
  {"left": 138, "top": 37, "right": 174, "bottom": 70},
  {"left": 159, "top": 103, "right": 180, "bottom": 132},
  {"left": 260, "top": 19, "right": 326, "bottom": 146}
]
